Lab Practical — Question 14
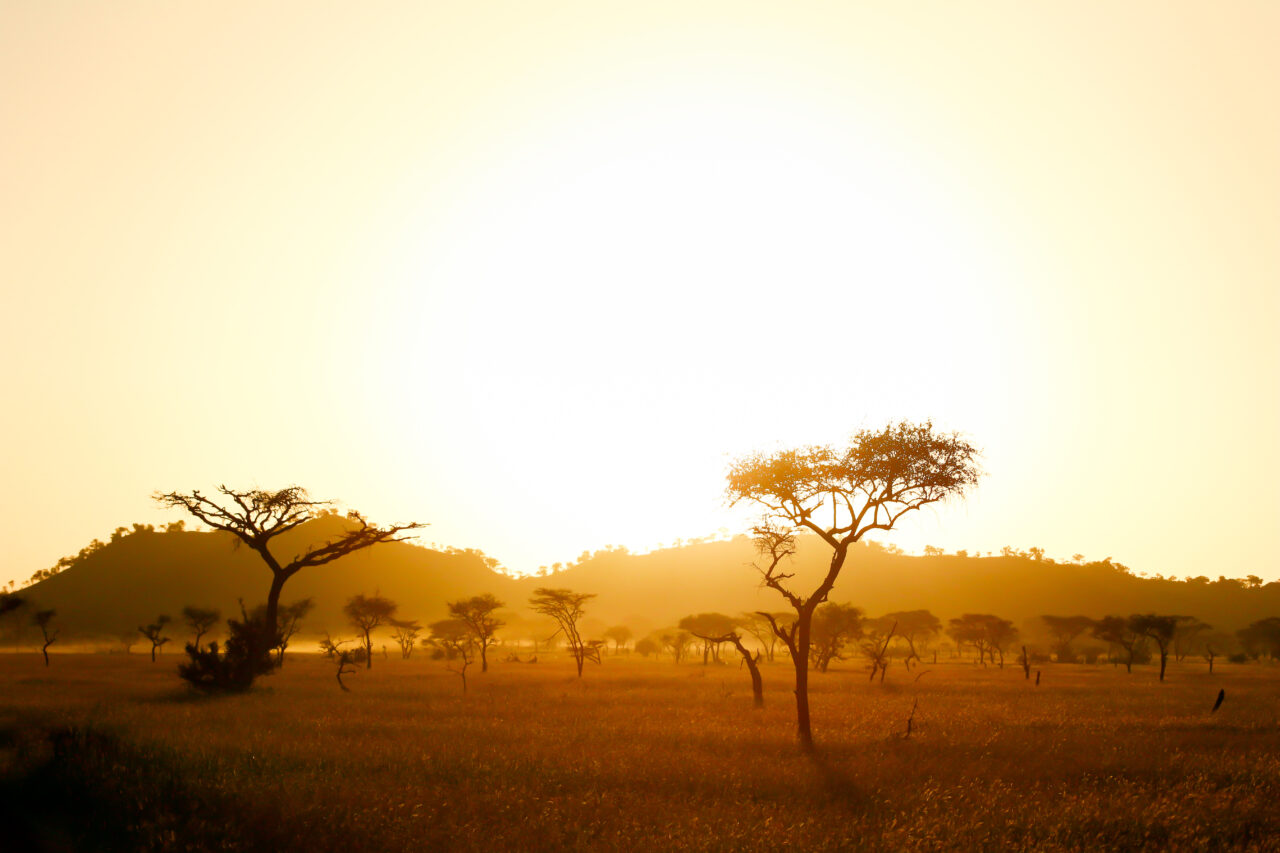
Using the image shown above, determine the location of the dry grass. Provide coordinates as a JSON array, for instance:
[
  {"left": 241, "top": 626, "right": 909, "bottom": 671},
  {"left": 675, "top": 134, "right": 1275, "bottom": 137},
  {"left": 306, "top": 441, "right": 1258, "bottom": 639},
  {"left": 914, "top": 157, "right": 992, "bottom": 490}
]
[{"left": 2, "top": 653, "right": 1278, "bottom": 851}]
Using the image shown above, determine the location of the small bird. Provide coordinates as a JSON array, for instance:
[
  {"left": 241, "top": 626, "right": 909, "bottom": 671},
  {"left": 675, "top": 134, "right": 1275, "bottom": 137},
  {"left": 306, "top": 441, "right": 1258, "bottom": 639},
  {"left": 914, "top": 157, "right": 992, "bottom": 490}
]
[{"left": 1212, "top": 688, "right": 1225, "bottom": 713}]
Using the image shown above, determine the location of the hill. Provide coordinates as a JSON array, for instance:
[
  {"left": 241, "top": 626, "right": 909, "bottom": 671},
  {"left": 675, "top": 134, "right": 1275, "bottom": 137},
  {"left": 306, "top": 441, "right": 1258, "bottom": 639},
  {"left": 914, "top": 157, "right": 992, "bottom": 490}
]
[{"left": 9, "top": 521, "right": 1280, "bottom": 644}]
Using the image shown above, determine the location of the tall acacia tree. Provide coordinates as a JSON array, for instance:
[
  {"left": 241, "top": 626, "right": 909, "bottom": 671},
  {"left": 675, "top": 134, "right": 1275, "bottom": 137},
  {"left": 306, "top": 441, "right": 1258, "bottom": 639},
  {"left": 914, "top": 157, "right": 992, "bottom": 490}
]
[
  {"left": 154, "top": 486, "right": 422, "bottom": 637},
  {"left": 344, "top": 593, "right": 397, "bottom": 670},
  {"left": 529, "top": 587, "right": 597, "bottom": 677},
  {"left": 448, "top": 594, "right": 505, "bottom": 673},
  {"left": 727, "top": 420, "right": 980, "bottom": 751}
]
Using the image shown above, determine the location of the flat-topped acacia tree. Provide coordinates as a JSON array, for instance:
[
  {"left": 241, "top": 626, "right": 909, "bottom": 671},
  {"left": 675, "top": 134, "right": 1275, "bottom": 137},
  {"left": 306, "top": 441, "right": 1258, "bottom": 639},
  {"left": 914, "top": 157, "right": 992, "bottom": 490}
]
[
  {"left": 727, "top": 420, "right": 980, "bottom": 751},
  {"left": 155, "top": 486, "right": 423, "bottom": 638}
]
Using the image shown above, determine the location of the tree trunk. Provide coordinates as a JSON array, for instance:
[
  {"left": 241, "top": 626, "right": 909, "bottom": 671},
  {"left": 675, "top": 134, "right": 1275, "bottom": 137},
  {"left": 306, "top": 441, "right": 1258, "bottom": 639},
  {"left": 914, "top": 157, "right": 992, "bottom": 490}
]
[
  {"left": 265, "top": 572, "right": 286, "bottom": 638},
  {"left": 793, "top": 611, "right": 814, "bottom": 752},
  {"left": 481, "top": 642, "right": 489, "bottom": 673},
  {"left": 575, "top": 649, "right": 584, "bottom": 677},
  {"left": 730, "top": 637, "right": 764, "bottom": 709},
  {"left": 364, "top": 631, "right": 373, "bottom": 669},
  {"left": 151, "top": 643, "right": 157, "bottom": 663},
  {"left": 1158, "top": 649, "right": 1167, "bottom": 682},
  {"left": 42, "top": 644, "right": 50, "bottom": 666}
]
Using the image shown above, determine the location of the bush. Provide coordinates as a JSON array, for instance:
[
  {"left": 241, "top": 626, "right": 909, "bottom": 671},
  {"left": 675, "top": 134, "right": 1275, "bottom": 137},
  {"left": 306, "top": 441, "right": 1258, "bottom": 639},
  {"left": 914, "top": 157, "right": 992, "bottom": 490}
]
[{"left": 177, "top": 607, "right": 278, "bottom": 693}]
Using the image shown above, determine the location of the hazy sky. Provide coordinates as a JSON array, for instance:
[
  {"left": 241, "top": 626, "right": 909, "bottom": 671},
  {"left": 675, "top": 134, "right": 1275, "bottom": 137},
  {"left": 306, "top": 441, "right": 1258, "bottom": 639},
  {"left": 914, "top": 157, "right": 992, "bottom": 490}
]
[{"left": 3, "top": 2, "right": 1277, "bottom": 587}]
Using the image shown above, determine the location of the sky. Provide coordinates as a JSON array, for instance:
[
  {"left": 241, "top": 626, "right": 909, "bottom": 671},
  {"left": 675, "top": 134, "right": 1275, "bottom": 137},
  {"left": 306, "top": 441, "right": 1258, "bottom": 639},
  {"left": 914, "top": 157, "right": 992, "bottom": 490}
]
[{"left": 2, "top": 2, "right": 1277, "bottom": 587}]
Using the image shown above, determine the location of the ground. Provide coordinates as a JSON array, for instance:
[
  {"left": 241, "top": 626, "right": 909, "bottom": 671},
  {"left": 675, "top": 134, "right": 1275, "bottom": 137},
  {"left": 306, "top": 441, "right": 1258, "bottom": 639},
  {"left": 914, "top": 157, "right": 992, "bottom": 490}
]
[{"left": 0, "top": 652, "right": 1276, "bottom": 851}]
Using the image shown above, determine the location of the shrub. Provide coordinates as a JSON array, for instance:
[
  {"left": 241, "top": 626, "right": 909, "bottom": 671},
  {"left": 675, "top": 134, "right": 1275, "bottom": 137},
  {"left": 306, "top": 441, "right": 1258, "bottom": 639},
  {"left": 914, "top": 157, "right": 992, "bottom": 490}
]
[{"left": 177, "top": 606, "right": 278, "bottom": 693}]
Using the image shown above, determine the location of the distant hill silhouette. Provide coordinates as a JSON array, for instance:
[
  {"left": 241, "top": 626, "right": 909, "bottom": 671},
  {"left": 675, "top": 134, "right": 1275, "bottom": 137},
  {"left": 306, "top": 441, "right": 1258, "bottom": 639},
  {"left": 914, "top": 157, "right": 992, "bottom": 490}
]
[{"left": 11, "top": 521, "right": 1280, "bottom": 644}]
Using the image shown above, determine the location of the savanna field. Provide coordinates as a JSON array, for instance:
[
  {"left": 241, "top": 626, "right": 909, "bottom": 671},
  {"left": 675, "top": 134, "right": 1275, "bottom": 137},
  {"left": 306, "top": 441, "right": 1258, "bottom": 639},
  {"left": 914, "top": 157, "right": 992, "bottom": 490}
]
[{"left": 2, "top": 653, "right": 1278, "bottom": 852}]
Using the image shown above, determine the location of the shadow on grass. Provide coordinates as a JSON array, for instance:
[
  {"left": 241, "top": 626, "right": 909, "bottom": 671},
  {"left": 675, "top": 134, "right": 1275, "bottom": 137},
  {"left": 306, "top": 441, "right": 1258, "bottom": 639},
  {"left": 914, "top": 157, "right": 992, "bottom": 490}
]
[{"left": 0, "top": 724, "right": 315, "bottom": 852}]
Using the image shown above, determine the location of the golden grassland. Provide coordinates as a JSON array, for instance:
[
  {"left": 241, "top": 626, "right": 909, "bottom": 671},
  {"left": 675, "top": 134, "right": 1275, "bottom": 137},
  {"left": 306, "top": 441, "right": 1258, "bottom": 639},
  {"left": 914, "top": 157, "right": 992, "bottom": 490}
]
[{"left": 2, "top": 653, "right": 1278, "bottom": 851}]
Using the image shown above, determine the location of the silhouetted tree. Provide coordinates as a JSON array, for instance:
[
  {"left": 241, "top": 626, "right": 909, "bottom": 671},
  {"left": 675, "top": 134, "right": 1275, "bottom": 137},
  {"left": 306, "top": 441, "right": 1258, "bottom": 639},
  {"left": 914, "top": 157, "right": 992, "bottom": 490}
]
[
  {"left": 660, "top": 630, "right": 692, "bottom": 664},
  {"left": 809, "top": 603, "right": 864, "bottom": 672},
  {"left": 155, "top": 486, "right": 421, "bottom": 637},
  {"left": 603, "top": 625, "right": 633, "bottom": 654},
  {"left": 529, "top": 588, "right": 597, "bottom": 677},
  {"left": 139, "top": 615, "right": 171, "bottom": 662},
  {"left": 390, "top": 619, "right": 422, "bottom": 658},
  {"left": 883, "top": 610, "right": 941, "bottom": 668},
  {"left": 429, "top": 618, "right": 475, "bottom": 691},
  {"left": 679, "top": 613, "right": 739, "bottom": 664},
  {"left": 178, "top": 602, "right": 278, "bottom": 692},
  {"left": 33, "top": 609, "right": 57, "bottom": 666},
  {"left": 344, "top": 593, "right": 397, "bottom": 669},
  {"left": 1092, "top": 616, "right": 1142, "bottom": 673},
  {"left": 448, "top": 593, "right": 504, "bottom": 673},
  {"left": 727, "top": 421, "right": 981, "bottom": 751},
  {"left": 270, "top": 598, "right": 314, "bottom": 664},
  {"left": 691, "top": 628, "right": 765, "bottom": 708},
  {"left": 947, "top": 614, "right": 996, "bottom": 664},
  {"left": 860, "top": 617, "right": 896, "bottom": 682},
  {"left": 986, "top": 617, "right": 1018, "bottom": 668},
  {"left": 182, "top": 606, "right": 221, "bottom": 651},
  {"left": 739, "top": 612, "right": 788, "bottom": 662},
  {"left": 635, "top": 637, "right": 660, "bottom": 658},
  {"left": 1040, "top": 615, "right": 1094, "bottom": 663},
  {"left": 1172, "top": 617, "right": 1212, "bottom": 662},
  {"left": 0, "top": 591, "right": 24, "bottom": 617},
  {"left": 1237, "top": 618, "right": 1280, "bottom": 660},
  {"left": 1131, "top": 614, "right": 1179, "bottom": 681}
]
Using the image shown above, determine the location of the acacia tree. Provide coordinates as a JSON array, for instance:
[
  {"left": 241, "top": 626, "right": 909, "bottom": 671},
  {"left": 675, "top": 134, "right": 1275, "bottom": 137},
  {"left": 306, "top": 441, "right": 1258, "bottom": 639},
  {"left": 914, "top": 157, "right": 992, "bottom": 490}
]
[
  {"left": 1040, "top": 615, "right": 1094, "bottom": 663},
  {"left": 1130, "top": 614, "right": 1179, "bottom": 681},
  {"left": 1172, "top": 617, "right": 1212, "bottom": 662},
  {"left": 33, "top": 609, "right": 57, "bottom": 667},
  {"left": 947, "top": 615, "right": 993, "bottom": 664},
  {"left": 246, "top": 598, "right": 314, "bottom": 665},
  {"left": 182, "top": 606, "right": 220, "bottom": 651},
  {"left": 344, "top": 593, "right": 397, "bottom": 670},
  {"left": 728, "top": 421, "right": 980, "bottom": 750},
  {"left": 809, "top": 603, "right": 864, "bottom": 672},
  {"left": 679, "top": 613, "right": 739, "bottom": 664},
  {"left": 690, "top": 628, "right": 765, "bottom": 708},
  {"left": 860, "top": 617, "right": 896, "bottom": 683},
  {"left": 739, "top": 612, "right": 789, "bottom": 662},
  {"left": 1237, "top": 617, "right": 1280, "bottom": 660},
  {"left": 448, "top": 594, "right": 505, "bottom": 673},
  {"left": 660, "top": 629, "right": 692, "bottom": 664},
  {"left": 529, "top": 588, "right": 597, "bottom": 677},
  {"left": 603, "top": 625, "right": 633, "bottom": 654},
  {"left": 390, "top": 619, "right": 422, "bottom": 658},
  {"left": 154, "top": 486, "right": 421, "bottom": 637},
  {"left": 985, "top": 616, "right": 1019, "bottom": 668},
  {"left": 429, "top": 618, "right": 475, "bottom": 692},
  {"left": 1092, "top": 616, "right": 1142, "bottom": 673},
  {"left": 883, "top": 610, "right": 941, "bottom": 668},
  {"left": 140, "top": 615, "right": 171, "bottom": 662}
]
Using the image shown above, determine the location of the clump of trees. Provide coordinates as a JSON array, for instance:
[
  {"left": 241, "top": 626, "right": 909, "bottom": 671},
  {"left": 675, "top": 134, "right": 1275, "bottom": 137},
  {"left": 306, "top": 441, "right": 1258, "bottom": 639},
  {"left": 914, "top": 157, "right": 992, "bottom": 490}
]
[
  {"left": 947, "top": 614, "right": 1017, "bottom": 667},
  {"left": 1238, "top": 618, "right": 1280, "bottom": 660},
  {"left": 726, "top": 420, "right": 981, "bottom": 751}
]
